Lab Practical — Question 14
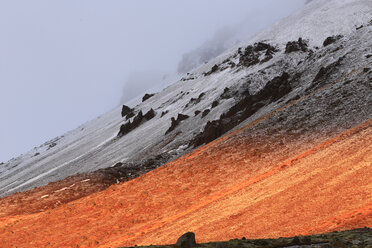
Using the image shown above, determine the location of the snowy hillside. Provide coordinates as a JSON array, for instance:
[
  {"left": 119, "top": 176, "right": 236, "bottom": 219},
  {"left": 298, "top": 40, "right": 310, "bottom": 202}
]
[{"left": 0, "top": 0, "right": 371, "bottom": 197}]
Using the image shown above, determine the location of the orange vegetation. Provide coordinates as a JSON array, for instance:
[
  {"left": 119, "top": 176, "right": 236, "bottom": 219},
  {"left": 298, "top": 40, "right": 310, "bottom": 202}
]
[{"left": 0, "top": 116, "right": 371, "bottom": 248}]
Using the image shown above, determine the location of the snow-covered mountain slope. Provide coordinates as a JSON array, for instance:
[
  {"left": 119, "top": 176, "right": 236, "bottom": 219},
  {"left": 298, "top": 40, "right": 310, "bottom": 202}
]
[
  {"left": 0, "top": 0, "right": 371, "bottom": 197},
  {"left": 249, "top": 0, "right": 372, "bottom": 46}
]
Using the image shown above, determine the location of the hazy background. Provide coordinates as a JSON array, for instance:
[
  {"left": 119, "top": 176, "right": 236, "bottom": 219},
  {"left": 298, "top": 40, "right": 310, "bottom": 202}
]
[{"left": 0, "top": 0, "right": 305, "bottom": 162}]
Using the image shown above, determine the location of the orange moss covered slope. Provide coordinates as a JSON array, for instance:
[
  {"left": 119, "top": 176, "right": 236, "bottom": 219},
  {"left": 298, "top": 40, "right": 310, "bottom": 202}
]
[{"left": 0, "top": 116, "right": 371, "bottom": 248}]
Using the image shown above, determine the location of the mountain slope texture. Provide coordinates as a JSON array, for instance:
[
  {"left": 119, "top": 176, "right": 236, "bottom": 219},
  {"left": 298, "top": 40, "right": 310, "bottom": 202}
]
[{"left": 0, "top": 0, "right": 371, "bottom": 247}]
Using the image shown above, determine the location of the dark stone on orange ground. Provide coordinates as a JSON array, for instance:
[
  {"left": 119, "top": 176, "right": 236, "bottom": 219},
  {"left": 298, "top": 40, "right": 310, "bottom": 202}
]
[{"left": 176, "top": 232, "right": 196, "bottom": 248}]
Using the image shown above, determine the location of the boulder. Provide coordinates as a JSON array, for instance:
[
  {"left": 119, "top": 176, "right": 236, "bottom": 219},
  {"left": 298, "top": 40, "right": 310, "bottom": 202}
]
[{"left": 175, "top": 232, "right": 196, "bottom": 248}]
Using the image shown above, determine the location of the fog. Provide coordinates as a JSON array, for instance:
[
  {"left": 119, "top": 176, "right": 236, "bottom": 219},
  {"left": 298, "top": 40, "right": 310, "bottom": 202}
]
[{"left": 0, "top": 0, "right": 305, "bottom": 162}]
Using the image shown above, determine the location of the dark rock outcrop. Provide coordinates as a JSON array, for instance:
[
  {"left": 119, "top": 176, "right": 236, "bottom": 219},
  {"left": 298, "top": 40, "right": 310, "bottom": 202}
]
[
  {"left": 142, "top": 93, "right": 155, "bottom": 102},
  {"left": 118, "top": 111, "right": 147, "bottom": 136},
  {"left": 177, "top": 113, "right": 189, "bottom": 121},
  {"left": 125, "top": 111, "right": 135, "bottom": 120},
  {"left": 356, "top": 25, "right": 364, "bottom": 30},
  {"left": 144, "top": 108, "right": 156, "bottom": 120},
  {"left": 285, "top": 38, "right": 308, "bottom": 53},
  {"left": 185, "top": 93, "right": 205, "bottom": 108},
  {"left": 165, "top": 114, "right": 189, "bottom": 134},
  {"left": 201, "top": 109, "right": 210, "bottom": 118},
  {"left": 194, "top": 110, "right": 201, "bottom": 116},
  {"left": 211, "top": 100, "right": 219, "bottom": 108},
  {"left": 204, "top": 64, "right": 219, "bottom": 76},
  {"left": 176, "top": 232, "right": 196, "bottom": 248},
  {"left": 190, "top": 72, "right": 292, "bottom": 147},
  {"left": 132, "top": 110, "right": 144, "bottom": 127},
  {"left": 117, "top": 121, "right": 133, "bottom": 136},
  {"left": 221, "top": 87, "right": 230, "bottom": 99},
  {"left": 312, "top": 56, "right": 344, "bottom": 86},
  {"left": 166, "top": 117, "right": 178, "bottom": 134},
  {"left": 160, "top": 110, "right": 168, "bottom": 117},
  {"left": 239, "top": 42, "right": 278, "bottom": 67},
  {"left": 121, "top": 105, "right": 133, "bottom": 117},
  {"left": 323, "top": 35, "right": 343, "bottom": 47}
]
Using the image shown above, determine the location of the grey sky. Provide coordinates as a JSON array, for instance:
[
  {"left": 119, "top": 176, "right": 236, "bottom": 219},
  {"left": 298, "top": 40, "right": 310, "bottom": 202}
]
[{"left": 0, "top": 0, "right": 305, "bottom": 162}]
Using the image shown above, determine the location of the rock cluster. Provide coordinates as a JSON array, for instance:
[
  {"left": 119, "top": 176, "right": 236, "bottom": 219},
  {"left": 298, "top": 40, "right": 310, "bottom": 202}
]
[
  {"left": 285, "top": 38, "right": 308, "bottom": 53},
  {"left": 118, "top": 109, "right": 156, "bottom": 136},
  {"left": 190, "top": 72, "right": 292, "bottom": 147}
]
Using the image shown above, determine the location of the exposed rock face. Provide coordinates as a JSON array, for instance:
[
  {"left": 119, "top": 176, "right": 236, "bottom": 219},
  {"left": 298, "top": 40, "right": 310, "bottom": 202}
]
[
  {"left": 201, "top": 109, "right": 210, "bottom": 118},
  {"left": 185, "top": 93, "right": 205, "bottom": 109},
  {"left": 176, "top": 232, "right": 196, "bottom": 248},
  {"left": 165, "top": 114, "right": 190, "bottom": 134},
  {"left": 211, "top": 100, "right": 219, "bottom": 108},
  {"left": 238, "top": 42, "right": 278, "bottom": 67},
  {"left": 191, "top": 72, "right": 292, "bottom": 147},
  {"left": 125, "top": 111, "right": 135, "bottom": 120},
  {"left": 132, "top": 110, "right": 144, "bottom": 127},
  {"left": 121, "top": 105, "right": 133, "bottom": 118},
  {"left": 177, "top": 114, "right": 189, "bottom": 122},
  {"left": 204, "top": 64, "right": 220, "bottom": 76},
  {"left": 285, "top": 38, "right": 308, "bottom": 53},
  {"left": 259, "top": 72, "right": 291, "bottom": 102},
  {"left": 117, "top": 122, "right": 132, "bottom": 136},
  {"left": 142, "top": 93, "right": 155, "bottom": 102},
  {"left": 166, "top": 117, "right": 178, "bottom": 134},
  {"left": 118, "top": 111, "right": 146, "bottom": 136},
  {"left": 144, "top": 108, "right": 156, "bottom": 120},
  {"left": 311, "top": 56, "right": 344, "bottom": 89},
  {"left": 160, "top": 110, "right": 168, "bottom": 117},
  {"left": 221, "top": 87, "right": 231, "bottom": 99},
  {"left": 323, "top": 35, "right": 343, "bottom": 47}
]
